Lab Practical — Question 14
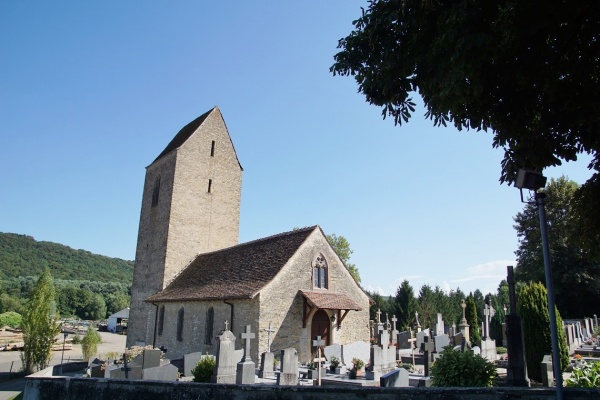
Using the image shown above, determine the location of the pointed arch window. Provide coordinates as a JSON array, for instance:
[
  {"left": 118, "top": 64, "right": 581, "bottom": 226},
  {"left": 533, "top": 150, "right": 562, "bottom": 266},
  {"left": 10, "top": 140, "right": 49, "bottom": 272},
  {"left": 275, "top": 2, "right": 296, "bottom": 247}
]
[
  {"left": 157, "top": 305, "right": 165, "bottom": 336},
  {"left": 177, "top": 307, "right": 184, "bottom": 341},
  {"left": 313, "top": 254, "right": 328, "bottom": 289},
  {"left": 204, "top": 307, "right": 214, "bottom": 345}
]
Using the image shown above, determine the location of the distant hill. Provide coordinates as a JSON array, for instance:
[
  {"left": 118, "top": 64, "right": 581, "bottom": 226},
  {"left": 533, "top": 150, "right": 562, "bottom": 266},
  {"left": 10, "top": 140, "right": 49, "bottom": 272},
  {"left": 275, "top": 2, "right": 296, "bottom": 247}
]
[{"left": 0, "top": 232, "right": 134, "bottom": 283}]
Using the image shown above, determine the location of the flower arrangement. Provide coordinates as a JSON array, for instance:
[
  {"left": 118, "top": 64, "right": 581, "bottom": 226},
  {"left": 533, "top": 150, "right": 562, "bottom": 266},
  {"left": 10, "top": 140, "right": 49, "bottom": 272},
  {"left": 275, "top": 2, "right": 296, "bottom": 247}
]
[
  {"left": 351, "top": 357, "right": 365, "bottom": 371},
  {"left": 329, "top": 355, "right": 340, "bottom": 371}
]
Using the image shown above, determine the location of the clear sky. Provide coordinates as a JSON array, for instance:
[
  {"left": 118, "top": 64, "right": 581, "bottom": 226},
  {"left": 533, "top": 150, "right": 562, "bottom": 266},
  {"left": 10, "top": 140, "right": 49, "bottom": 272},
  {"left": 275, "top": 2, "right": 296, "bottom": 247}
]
[{"left": 1, "top": 1, "right": 593, "bottom": 298}]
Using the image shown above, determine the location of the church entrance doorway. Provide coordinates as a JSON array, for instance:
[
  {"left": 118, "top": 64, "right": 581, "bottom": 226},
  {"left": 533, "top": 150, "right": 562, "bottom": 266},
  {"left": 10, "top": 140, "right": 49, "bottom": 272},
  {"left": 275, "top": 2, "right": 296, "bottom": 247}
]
[{"left": 310, "top": 309, "right": 330, "bottom": 358}]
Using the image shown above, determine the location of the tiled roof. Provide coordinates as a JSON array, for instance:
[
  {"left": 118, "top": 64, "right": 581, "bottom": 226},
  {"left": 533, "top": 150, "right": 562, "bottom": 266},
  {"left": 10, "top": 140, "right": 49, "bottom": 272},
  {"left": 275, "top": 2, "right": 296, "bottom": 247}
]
[
  {"left": 301, "top": 290, "right": 363, "bottom": 311},
  {"left": 146, "top": 227, "right": 318, "bottom": 302}
]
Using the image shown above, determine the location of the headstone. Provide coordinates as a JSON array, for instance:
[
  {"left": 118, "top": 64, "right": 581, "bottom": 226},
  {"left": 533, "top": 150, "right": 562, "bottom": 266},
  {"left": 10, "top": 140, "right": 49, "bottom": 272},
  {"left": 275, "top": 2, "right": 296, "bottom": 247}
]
[
  {"left": 276, "top": 348, "right": 298, "bottom": 385},
  {"left": 323, "top": 343, "right": 342, "bottom": 363},
  {"left": 449, "top": 322, "right": 456, "bottom": 337},
  {"left": 104, "top": 364, "right": 120, "bottom": 378},
  {"left": 435, "top": 313, "right": 445, "bottom": 335},
  {"left": 420, "top": 336, "right": 434, "bottom": 377},
  {"left": 341, "top": 341, "right": 370, "bottom": 366},
  {"left": 472, "top": 346, "right": 481, "bottom": 356},
  {"left": 541, "top": 355, "right": 554, "bottom": 387},
  {"left": 480, "top": 338, "right": 497, "bottom": 361},
  {"left": 236, "top": 325, "right": 256, "bottom": 384},
  {"left": 452, "top": 332, "right": 464, "bottom": 347},
  {"left": 595, "top": 314, "right": 598, "bottom": 329},
  {"left": 259, "top": 352, "right": 275, "bottom": 378},
  {"left": 138, "top": 349, "right": 161, "bottom": 370},
  {"left": 380, "top": 368, "right": 409, "bottom": 387},
  {"left": 416, "top": 328, "right": 430, "bottom": 350},
  {"left": 390, "top": 315, "right": 399, "bottom": 346},
  {"left": 90, "top": 364, "right": 104, "bottom": 378},
  {"left": 211, "top": 323, "right": 237, "bottom": 384},
  {"left": 184, "top": 352, "right": 204, "bottom": 377},
  {"left": 142, "top": 363, "right": 178, "bottom": 381},
  {"left": 434, "top": 334, "right": 450, "bottom": 353},
  {"left": 397, "top": 331, "right": 411, "bottom": 349}
]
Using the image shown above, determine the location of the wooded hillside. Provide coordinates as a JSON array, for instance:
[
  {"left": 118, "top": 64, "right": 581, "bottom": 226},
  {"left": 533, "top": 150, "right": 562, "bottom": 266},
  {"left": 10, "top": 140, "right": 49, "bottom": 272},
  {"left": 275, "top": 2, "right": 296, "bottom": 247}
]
[{"left": 0, "top": 232, "right": 133, "bottom": 282}]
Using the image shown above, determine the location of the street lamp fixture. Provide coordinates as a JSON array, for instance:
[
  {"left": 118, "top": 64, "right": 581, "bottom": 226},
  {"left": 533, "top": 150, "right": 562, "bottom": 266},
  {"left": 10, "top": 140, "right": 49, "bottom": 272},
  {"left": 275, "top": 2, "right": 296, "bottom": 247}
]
[{"left": 514, "top": 169, "right": 563, "bottom": 399}]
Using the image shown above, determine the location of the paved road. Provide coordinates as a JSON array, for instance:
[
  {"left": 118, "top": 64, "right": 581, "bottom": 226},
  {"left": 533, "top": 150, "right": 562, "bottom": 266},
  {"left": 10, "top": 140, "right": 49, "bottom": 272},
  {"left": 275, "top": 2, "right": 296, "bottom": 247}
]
[{"left": 0, "top": 331, "right": 127, "bottom": 399}]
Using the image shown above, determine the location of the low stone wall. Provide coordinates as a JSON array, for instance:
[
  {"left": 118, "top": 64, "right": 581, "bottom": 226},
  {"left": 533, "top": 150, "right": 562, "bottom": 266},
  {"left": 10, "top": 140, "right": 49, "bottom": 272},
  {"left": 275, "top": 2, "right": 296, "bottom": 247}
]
[{"left": 23, "top": 377, "right": 600, "bottom": 400}]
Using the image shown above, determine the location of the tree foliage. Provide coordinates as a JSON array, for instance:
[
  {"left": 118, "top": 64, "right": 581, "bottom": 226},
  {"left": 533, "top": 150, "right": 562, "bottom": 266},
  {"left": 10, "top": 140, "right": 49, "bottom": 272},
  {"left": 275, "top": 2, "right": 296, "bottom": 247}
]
[
  {"left": 517, "top": 282, "right": 569, "bottom": 383},
  {"left": 327, "top": 233, "right": 361, "bottom": 283},
  {"left": 431, "top": 346, "right": 496, "bottom": 387},
  {"left": 465, "top": 294, "right": 481, "bottom": 344},
  {"left": 514, "top": 176, "right": 600, "bottom": 318},
  {"left": 331, "top": 0, "right": 600, "bottom": 252},
  {"left": 0, "top": 311, "right": 22, "bottom": 328},
  {"left": 81, "top": 328, "right": 102, "bottom": 361},
  {"left": 20, "top": 267, "right": 61, "bottom": 373},
  {"left": 394, "top": 280, "right": 417, "bottom": 330}
]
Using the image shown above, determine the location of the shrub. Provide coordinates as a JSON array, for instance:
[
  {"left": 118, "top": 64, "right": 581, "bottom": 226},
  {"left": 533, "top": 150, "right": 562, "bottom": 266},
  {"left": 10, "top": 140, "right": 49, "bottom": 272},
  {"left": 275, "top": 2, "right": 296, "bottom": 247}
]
[
  {"left": 81, "top": 328, "right": 102, "bottom": 360},
  {"left": 71, "top": 334, "right": 81, "bottom": 344},
  {"left": 567, "top": 361, "right": 600, "bottom": 387},
  {"left": 496, "top": 347, "right": 507, "bottom": 355},
  {"left": 431, "top": 347, "right": 496, "bottom": 387},
  {"left": 192, "top": 356, "right": 216, "bottom": 382},
  {"left": 351, "top": 357, "right": 364, "bottom": 371},
  {"left": 0, "top": 311, "right": 22, "bottom": 328},
  {"left": 517, "top": 282, "right": 569, "bottom": 383}
]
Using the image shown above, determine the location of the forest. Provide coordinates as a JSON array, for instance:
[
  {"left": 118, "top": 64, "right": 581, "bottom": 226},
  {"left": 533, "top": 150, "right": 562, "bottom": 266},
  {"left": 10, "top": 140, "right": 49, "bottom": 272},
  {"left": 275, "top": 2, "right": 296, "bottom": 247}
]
[{"left": 0, "top": 232, "right": 133, "bottom": 321}]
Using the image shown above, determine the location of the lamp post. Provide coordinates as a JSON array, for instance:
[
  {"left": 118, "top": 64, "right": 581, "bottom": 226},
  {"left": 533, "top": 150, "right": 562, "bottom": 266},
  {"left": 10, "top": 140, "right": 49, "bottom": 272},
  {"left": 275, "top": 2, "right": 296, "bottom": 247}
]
[
  {"left": 60, "top": 332, "right": 68, "bottom": 375},
  {"left": 515, "top": 170, "right": 563, "bottom": 400}
]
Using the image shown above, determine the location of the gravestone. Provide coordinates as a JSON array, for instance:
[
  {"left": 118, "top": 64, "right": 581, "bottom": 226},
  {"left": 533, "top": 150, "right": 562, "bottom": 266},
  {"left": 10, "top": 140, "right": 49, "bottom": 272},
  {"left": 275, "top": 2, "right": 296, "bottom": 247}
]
[
  {"left": 142, "top": 363, "right": 178, "bottom": 381},
  {"left": 380, "top": 368, "right": 409, "bottom": 387},
  {"left": 259, "top": 352, "right": 275, "bottom": 378},
  {"left": 435, "top": 313, "right": 445, "bottom": 335},
  {"left": 397, "top": 331, "right": 411, "bottom": 349},
  {"left": 505, "top": 266, "right": 530, "bottom": 387},
  {"left": 130, "top": 349, "right": 161, "bottom": 370},
  {"left": 458, "top": 299, "right": 470, "bottom": 344},
  {"left": 541, "top": 355, "right": 554, "bottom": 387},
  {"left": 341, "top": 341, "right": 370, "bottom": 366},
  {"left": 452, "top": 332, "right": 464, "bottom": 347},
  {"left": 480, "top": 338, "right": 497, "bottom": 361},
  {"left": 420, "top": 336, "right": 434, "bottom": 377},
  {"left": 434, "top": 334, "right": 450, "bottom": 353},
  {"left": 323, "top": 343, "right": 342, "bottom": 364},
  {"left": 184, "top": 352, "right": 204, "bottom": 377},
  {"left": 416, "top": 328, "right": 430, "bottom": 350},
  {"left": 236, "top": 325, "right": 256, "bottom": 384},
  {"left": 449, "top": 322, "right": 457, "bottom": 337},
  {"left": 390, "top": 315, "right": 399, "bottom": 346},
  {"left": 276, "top": 348, "right": 298, "bottom": 386},
  {"left": 211, "top": 323, "right": 237, "bottom": 384},
  {"left": 472, "top": 346, "right": 481, "bottom": 356},
  {"left": 104, "top": 364, "right": 120, "bottom": 378},
  {"left": 90, "top": 364, "right": 104, "bottom": 378}
]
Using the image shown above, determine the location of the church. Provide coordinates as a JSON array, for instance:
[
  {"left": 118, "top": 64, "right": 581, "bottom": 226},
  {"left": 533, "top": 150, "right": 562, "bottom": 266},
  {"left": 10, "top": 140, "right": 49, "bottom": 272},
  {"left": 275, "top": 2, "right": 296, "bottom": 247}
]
[{"left": 127, "top": 107, "right": 370, "bottom": 362}]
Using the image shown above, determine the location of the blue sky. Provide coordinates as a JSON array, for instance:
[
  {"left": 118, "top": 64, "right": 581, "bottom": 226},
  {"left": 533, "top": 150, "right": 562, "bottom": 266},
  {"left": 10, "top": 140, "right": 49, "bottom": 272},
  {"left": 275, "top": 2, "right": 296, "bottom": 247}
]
[{"left": 1, "top": 1, "right": 593, "bottom": 298}]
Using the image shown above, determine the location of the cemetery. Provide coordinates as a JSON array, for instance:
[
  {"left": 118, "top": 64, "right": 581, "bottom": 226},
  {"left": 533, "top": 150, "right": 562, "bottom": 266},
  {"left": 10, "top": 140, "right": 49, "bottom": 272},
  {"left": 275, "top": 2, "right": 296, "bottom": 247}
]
[{"left": 22, "top": 298, "right": 600, "bottom": 399}]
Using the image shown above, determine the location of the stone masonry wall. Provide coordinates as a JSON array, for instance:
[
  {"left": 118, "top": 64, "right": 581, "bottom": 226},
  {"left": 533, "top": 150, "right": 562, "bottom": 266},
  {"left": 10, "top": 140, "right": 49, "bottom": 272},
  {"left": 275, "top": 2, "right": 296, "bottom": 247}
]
[
  {"left": 24, "top": 377, "right": 600, "bottom": 400},
  {"left": 258, "top": 228, "right": 370, "bottom": 363},
  {"left": 153, "top": 298, "right": 259, "bottom": 362}
]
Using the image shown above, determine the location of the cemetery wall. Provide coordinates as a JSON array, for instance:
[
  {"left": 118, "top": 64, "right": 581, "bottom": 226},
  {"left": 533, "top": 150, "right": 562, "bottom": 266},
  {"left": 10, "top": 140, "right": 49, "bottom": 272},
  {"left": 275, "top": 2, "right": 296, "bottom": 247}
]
[
  {"left": 23, "top": 377, "right": 600, "bottom": 400},
  {"left": 154, "top": 298, "right": 259, "bottom": 360},
  {"left": 259, "top": 230, "right": 370, "bottom": 363}
]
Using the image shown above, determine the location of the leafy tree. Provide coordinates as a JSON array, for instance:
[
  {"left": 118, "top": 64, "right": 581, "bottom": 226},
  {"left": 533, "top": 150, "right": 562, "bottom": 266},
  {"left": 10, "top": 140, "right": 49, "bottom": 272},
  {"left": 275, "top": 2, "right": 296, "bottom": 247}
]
[
  {"left": 431, "top": 346, "right": 496, "bottom": 387},
  {"left": 327, "top": 233, "right": 361, "bottom": 283},
  {"left": 517, "top": 282, "right": 569, "bottom": 383},
  {"left": 0, "top": 293, "right": 25, "bottom": 315},
  {"left": 331, "top": 0, "right": 600, "bottom": 252},
  {"left": 106, "top": 293, "right": 130, "bottom": 316},
  {"left": 366, "top": 291, "right": 393, "bottom": 323},
  {"left": 465, "top": 294, "right": 481, "bottom": 344},
  {"left": 85, "top": 294, "right": 107, "bottom": 320},
  {"left": 20, "top": 267, "right": 61, "bottom": 373},
  {"left": 81, "top": 328, "right": 102, "bottom": 361},
  {"left": 0, "top": 311, "right": 22, "bottom": 328},
  {"left": 393, "top": 280, "right": 417, "bottom": 330},
  {"left": 514, "top": 176, "right": 600, "bottom": 318}
]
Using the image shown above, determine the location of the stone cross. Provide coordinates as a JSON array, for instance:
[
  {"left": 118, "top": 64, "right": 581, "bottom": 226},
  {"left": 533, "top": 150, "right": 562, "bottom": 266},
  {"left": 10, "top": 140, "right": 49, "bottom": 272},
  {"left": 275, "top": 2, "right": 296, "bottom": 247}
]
[
  {"left": 376, "top": 309, "right": 382, "bottom": 324},
  {"left": 240, "top": 325, "right": 255, "bottom": 362},
  {"left": 483, "top": 304, "right": 490, "bottom": 339},
  {"left": 120, "top": 353, "right": 131, "bottom": 379},
  {"left": 407, "top": 329, "right": 417, "bottom": 366},
  {"left": 420, "top": 336, "right": 435, "bottom": 377},
  {"left": 263, "top": 323, "right": 276, "bottom": 353},
  {"left": 224, "top": 320, "right": 230, "bottom": 331},
  {"left": 391, "top": 315, "right": 399, "bottom": 345},
  {"left": 312, "top": 336, "right": 326, "bottom": 386},
  {"left": 385, "top": 313, "right": 391, "bottom": 331},
  {"left": 460, "top": 300, "right": 467, "bottom": 324},
  {"left": 415, "top": 311, "right": 421, "bottom": 332}
]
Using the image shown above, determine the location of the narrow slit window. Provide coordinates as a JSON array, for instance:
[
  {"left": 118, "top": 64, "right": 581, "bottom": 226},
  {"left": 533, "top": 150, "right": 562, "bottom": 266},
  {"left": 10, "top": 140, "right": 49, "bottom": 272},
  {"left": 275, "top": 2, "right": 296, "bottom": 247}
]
[
  {"left": 151, "top": 176, "right": 161, "bottom": 207},
  {"left": 158, "top": 305, "right": 165, "bottom": 336},
  {"left": 208, "top": 179, "right": 212, "bottom": 193},
  {"left": 177, "top": 307, "right": 184, "bottom": 341},
  {"left": 205, "top": 307, "right": 214, "bottom": 345},
  {"left": 210, "top": 140, "right": 215, "bottom": 157}
]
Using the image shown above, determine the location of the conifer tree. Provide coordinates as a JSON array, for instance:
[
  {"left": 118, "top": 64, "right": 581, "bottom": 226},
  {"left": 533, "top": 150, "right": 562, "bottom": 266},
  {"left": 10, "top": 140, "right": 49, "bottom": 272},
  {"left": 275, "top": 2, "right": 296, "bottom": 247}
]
[
  {"left": 517, "top": 282, "right": 569, "bottom": 383},
  {"left": 20, "top": 267, "right": 60, "bottom": 373},
  {"left": 465, "top": 295, "right": 481, "bottom": 344}
]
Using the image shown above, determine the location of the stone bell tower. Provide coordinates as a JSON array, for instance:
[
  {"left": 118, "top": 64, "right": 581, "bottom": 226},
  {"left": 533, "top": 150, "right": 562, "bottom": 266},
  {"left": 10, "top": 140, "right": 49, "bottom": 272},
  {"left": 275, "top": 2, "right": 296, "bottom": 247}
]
[{"left": 127, "top": 107, "right": 243, "bottom": 347}]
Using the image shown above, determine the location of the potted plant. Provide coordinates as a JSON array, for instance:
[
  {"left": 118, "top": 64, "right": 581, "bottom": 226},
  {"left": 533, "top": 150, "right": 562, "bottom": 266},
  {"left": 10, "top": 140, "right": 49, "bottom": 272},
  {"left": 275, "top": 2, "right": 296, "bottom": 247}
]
[
  {"left": 349, "top": 357, "right": 364, "bottom": 379},
  {"left": 329, "top": 355, "right": 340, "bottom": 373}
]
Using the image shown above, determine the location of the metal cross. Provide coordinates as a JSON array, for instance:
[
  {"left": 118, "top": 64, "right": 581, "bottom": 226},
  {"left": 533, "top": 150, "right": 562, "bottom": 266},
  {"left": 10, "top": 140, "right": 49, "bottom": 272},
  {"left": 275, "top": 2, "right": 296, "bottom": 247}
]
[
  {"left": 263, "top": 323, "right": 276, "bottom": 353},
  {"left": 120, "top": 353, "right": 131, "bottom": 379}
]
